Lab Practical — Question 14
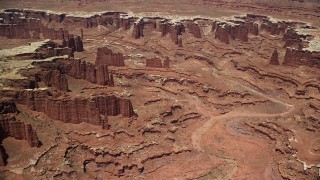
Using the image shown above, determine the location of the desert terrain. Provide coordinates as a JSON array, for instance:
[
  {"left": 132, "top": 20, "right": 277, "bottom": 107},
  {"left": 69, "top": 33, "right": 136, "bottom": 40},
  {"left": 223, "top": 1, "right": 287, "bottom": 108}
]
[{"left": 0, "top": 0, "right": 319, "bottom": 179}]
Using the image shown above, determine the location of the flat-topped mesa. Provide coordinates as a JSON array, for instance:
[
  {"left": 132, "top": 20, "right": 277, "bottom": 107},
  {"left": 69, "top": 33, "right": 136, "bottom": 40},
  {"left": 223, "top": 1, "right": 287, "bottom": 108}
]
[
  {"left": 95, "top": 47, "right": 125, "bottom": 67},
  {"left": 145, "top": 57, "right": 170, "bottom": 68},
  {"left": 68, "top": 59, "right": 114, "bottom": 86},
  {"left": 270, "top": 49, "right": 280, "bottom": 65},
  {"left": 283, "top": 48, "right": 320, "bottom": 68},
  {"left": 0, "top": 116, "right": 40, "bottom": 148},
  {"left": 40, "top": 70, "right": 69, "bottom": 91}
]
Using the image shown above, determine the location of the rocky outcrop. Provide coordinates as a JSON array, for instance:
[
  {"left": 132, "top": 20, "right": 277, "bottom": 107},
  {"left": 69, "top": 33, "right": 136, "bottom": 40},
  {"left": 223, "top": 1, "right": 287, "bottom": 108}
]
[
  {"left": 260, "top": 20, "right": 286, "bottom": 35},
  {"left": 41, "top": 70, "right": 69, "bottom": 91},
  {"left": 283, "top": 48, "right": 320, "bottom": 68},
  {"left": 93, "top": 95, "right": 135, "bottom": 117},
  {"left": 65, "top": 35, "right": 84, "bottom": 52},
  {"left": 145, "top": 57, "right": 170, "bottom": 68},
  {"left": 146, "top": 58, "right": 163, "bottom": 68},
  {"left": 95, "top": 47, "right": 125, "bottom": 66},
  {"left": 282, "top": 29, "right": 307, "bottom": 49},
  {"left": 215, "top": 23, "right": 230, "bottom": 44},
  {"left": 0, "top": 116, "right": 40, "bottom": 148},
  {"left": 132, "top": 21, "right": 144, "bottom": 39},
  {"left": 17, "top": 89, "right": 135, "bottom": 125},
  {"left": 45, "top": 97, "right": 101, "bottom": 125},
  {"left": 0, "top": 98, "right": 17, "bottom": 114},
  {"left": 163, "top": 57, "right": 170, "bottom": 68},
  {"left": 214, "top": 22, "right": 250, "bottom": 44},
  {"left": 185, "top": 21, "right": 201, "bottom": 38},
  {"left": 170, "top": 24, "right": 184, "bottom": 44},
  {"left": 0, "top": 11, "right": 83, "bottom": 52},
  {"left": 270, "top": 49, "right": 280, "bottom": 65},
  {"left": 68, "top": 59, "right": 114, "bottom": 86}
]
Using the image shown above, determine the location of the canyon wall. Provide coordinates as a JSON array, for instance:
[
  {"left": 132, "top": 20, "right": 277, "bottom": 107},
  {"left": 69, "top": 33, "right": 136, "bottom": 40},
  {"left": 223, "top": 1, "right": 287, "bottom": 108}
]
[
  {"left": 0, "top": 116, "right": 40, "bottom": 148},
  {"left": 0, "top": 98, "right": 40, "bottom": 166},
  {"left": 95, "top": 47, "right": 125, "bottom": 67},
  {"left": 67, "top": 59, "right": 115, "bottom": 86},
  {"left": 17, "top": 89, "right": 135, "bottom": 123},
  {"left": 40, "top": 70, "right": 69, "bottom": 91},
  {"left": 145, "top": 57, "right": 170, "bottom": 68},
  {"left": 283, "top": 48, "right": 320, "bottom": 67},
  {"left": 270, "top": 49, "right": 280, "bottom": 65}
]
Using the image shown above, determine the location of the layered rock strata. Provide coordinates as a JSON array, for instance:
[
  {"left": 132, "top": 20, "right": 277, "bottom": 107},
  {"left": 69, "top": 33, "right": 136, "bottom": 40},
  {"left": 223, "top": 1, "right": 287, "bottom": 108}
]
[
  {"left": 145, "top": 57, "right": 170, "bottom": 68},
  {"left": 270, "top": 49, "right": 280, "bottom": 65},
  {"left": 95, "top": 47, "right": 125, "bottom": 67}
]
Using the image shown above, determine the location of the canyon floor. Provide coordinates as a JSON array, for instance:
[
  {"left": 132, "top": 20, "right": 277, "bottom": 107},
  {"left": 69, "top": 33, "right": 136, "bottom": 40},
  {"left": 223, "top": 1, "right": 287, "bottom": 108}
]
[{"left": 0, "top": 0, "right": 320, "bottom": 179}]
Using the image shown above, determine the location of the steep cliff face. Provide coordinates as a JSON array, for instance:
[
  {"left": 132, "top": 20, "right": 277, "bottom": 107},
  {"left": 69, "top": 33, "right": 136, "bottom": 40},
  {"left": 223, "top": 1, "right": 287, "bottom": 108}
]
[
  {"left": 146, "top": 58, "right": 163, "bottom": 68},
  {"left": 0, "top": 116, "right": 40, "bottom": 148},
  {"left": 170, "top": 24, "right": 184, "bottom": 44},
  {"left": 0, "top": 98, "right": 17, "bottom": 114},
  {"left": 145, "top": 57, "right": 170, "bottom": 68},
  {"left": 67, "top": 59, "right": 114, "bottom": 86},
  {"left": 163, "top": 57, "right": 170, "bottom": 68},
  {"left": 230, "top": 24, "right": 249, "bottom": 42},
  {"left": 132, "top": 22, "right": 144, "bottom": 39},
  {"left": 214, "top": 22, "right": 250, "bottom": 44},
  {"left": 45, "top": 97, "right": 101, "bottom": 125},
  {"left": 66, "top": 35, "right": 84, "bottom": 52},
  {"left": 17, "top": 89, "right": 135, "bottom": 124},
  {"left": 185, "top": 21, "right": 201, "bottom": 38},
  {"left": 41, "top": 70, "right": 69, "bottom": 91},
  {"left": 0, "top": 11, "right": 84, "bottom": 52},
  {"left": 282, "top": 29, "right": 306, "bottom": 49},
  {"left": 95, "top": 47, "right": 125, "bottom": 66},
  {"left": 270, "top": 49, "right": 280, "bottom": 65},
  {"left": 215, "top": 23, "right": 230, "bottom": 44},
  {"left": 2, "top": 118, "right": 39, "bottom": 148},
  {"left": 260, "top": 20, "right": 286, "bottom": 35},
  {"left": 284, "top": 48, "right": 320, "bottom": 67},
  {"left": 93, "top": 95, "right": 134, "bottom": 117}
]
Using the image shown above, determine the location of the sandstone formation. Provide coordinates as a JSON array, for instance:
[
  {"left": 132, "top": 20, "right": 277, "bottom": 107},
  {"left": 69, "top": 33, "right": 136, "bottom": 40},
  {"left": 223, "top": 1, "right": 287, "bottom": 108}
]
[
  {"left": 145, "top": 57, "right": 170, "bottom": 68},
  {"left": 0, "top": 11, "right": 84, "bottom": 52},
  {"left": 0, "top": 98, "right": 17, "bottom": 114},
  {"left": 163, "top": 57, "right": 170, "bottom": 68},
  {"left": 41, "top": 70, "right": 69, "bottom": 91},
  {"left": 67, "top": 59, "right": 114, "bottom": 86},
  {"left": 0, "top": 4, "right": 320, "bottom": 179},
  {"left": 132, "top": 21, "right": 144, "bottom": 39},
  {"left": 270, "top": 49, "right": 280, "bottom": 65},
  {"left": 17, "top": 89, "right": 135, "bottom": 123},
  {"left": 95, "top": 47, "right": 125, "bottom": 67},
  {"left": 185, "top": 21, "right": 201, "bottom": 38},
  {"left": 145, "top": 58, "right": 163, "bottom": 68},
  {"left": 0, "top": 116, "right": 40, "bottom": 148},
  {"left": 283, "top": 48, "right": 320, "bottom": 67}
]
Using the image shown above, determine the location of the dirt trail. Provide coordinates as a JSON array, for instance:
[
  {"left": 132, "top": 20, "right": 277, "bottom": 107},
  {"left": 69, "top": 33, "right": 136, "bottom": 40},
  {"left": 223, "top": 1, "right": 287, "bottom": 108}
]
[{"left": 190, "top": 73, "right": 295, "bottom": 179}]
